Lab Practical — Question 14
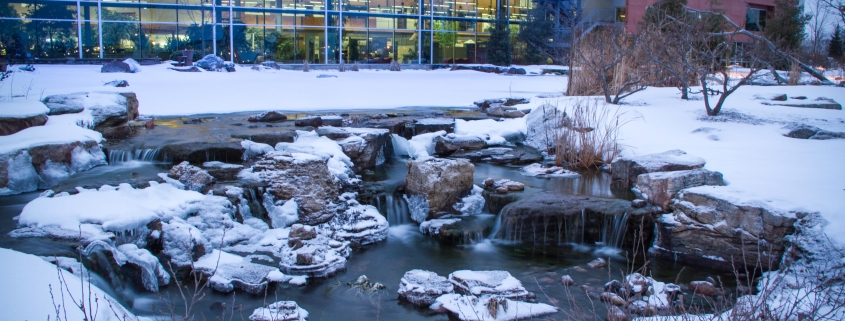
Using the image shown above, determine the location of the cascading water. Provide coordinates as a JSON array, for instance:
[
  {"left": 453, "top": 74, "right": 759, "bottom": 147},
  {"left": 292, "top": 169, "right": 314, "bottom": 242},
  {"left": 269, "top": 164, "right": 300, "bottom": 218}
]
[
  {"left": 492, "top": 209, "right": 634, "bottom": 249},
  {"left": 599, "top": 212, "right": 629, "bottom": 249},
  {"left": 107, "top": 148, "right": 162, "bottom": 164}
]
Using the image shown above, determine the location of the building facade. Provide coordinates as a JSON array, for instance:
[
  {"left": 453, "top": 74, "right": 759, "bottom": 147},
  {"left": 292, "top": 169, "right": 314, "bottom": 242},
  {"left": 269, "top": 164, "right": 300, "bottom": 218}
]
[{"left": 0, "top": 0, "right": 535, "bottom": 64}]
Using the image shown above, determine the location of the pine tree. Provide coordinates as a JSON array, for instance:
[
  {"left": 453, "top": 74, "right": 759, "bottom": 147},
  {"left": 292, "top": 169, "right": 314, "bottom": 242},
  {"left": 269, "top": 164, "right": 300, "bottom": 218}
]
[
  {"left": 829, "top": 26, "right": 843, "bottom": 60},
  {"left": 763, "top": 0, "right": 811, "bottom": 53},
  {"left": 517, "top": 5, "right": 554, "bottom": 65},
  {"left": 487, "top": 7, "right": 512, "bottom": 66}
]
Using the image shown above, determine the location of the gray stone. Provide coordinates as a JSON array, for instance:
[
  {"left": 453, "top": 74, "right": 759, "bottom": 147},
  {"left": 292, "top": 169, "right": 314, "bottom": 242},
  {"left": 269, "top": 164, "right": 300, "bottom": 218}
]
[
  {"left": 42, "top": 92, "right": 140, "bottom": 132},
  {"left": 194, "top": 54, "right": 225, "bottom": 71},
  {"left": 0, "top": 114, "right": 47, "bottom": 136},
  {"left": 634, "top": 168, "right": 725, "bottom": 210},
  {"left": 450, "top": 146, "right": 541, "bottom": 165},
  {"left": 168, "top": 66, "right": 201, "bottom": 72},
  {"left": 504, "top": 110, "right": 525, "bottom": 118},
  {"left": 473, "top": 97, "right": 530, "bottom": 111},
  {"left": 248, "top": 111, "right": 287, "bottom": 122},
  {"left": 404, "top": 158, "right": 475, "bottom": 221},
  {"left": 611, "top": 150, "right": 706, "bottom": 188},
  {"left": 448, "top": 270, "right": 531, "bottom": 300},
  {"left": 295, "top": 116, "right": 322, "bottom": 127},
  {"left": 653, "top": 185, "right": 805, "bottom": 271},
  {"left": 101, "top": 60, "right": 132, "bottom": 73},
  {"left": 317, "top": 127, "right": 393, "bottom": 172},
  {"left": 253, "top": 151, "right": 340, "bottom": 225},
  {"left": 168, "top": 161, "right": 215, "bottom": 192},
  {"left": 103, "top": 80, "right": 129, "bottom": 87},
  {"left": 434, "top": 134, "right": 487, "bottom": 156},
  {"left": 398, "top": 270, "right": 454, "bottom": 307},
  {"left": 486, "top": 106, "right": 506, "bottom": 117}
]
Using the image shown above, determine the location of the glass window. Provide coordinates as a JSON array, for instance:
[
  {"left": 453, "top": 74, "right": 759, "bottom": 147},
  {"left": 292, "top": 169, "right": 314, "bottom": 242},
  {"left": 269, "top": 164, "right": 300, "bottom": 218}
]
[
  {"left": 454, "top": 0, "right": 475, "bottom": 18},
  {"left": 139, "top": 22, "right": 177, "bottom": 59},
  {"left": 138, "top": 6, "right": 178, "bottom": 23},
  {"left": 343, "top": 13, "right": 367, "bottom": 28},
  {"left": 344, "top": 0, "right": 368, "bottom": 12},
  {"left": 394, "top": 30, "right": 416, "bottom": 63},
  {"left": 745, "top": 8, "right": 766, "bottom": 32},
  {"left": 80, "top": 21, "right": 99, "bottom": 58},
  {"left": 454, "top": 32, "right": 473, "bottom": 63},
  {"left": 327, "top": 27, "right": 338, "bottom": 62},
  {"left": 342, "top": 28, "right": 367, "bottom": 62},
  {"left": 369, "top": 0, "right": 390, "bottom": 14},
  {"left": 477, "top": 0, "right": 493, "bottom": 20},
  {"left": 102, "top": 21, "right": 140, "bottom": 58},
  {"left": 431, "top": 0, "right": 448, "bottom": 16},
  {"left": 367, "top": 30, "right": 392, "bottom": 62},
  {"left": 296, "top": 27, "right": 323, "bottom": 63},
  {"left": 297, "top": 12, "right": 324, "bottom": 26},
  {"left": 264, "top": 26, "right": 296, "bottom": 62},
  {"left": 368, "top": 16, "right": 393, "bottom": 29},
  {"left": 396, "top": 17, "right": 417, "bottom": 30},
  {"left": 395, "top": 0, "right": 417, "bottom": 15}
]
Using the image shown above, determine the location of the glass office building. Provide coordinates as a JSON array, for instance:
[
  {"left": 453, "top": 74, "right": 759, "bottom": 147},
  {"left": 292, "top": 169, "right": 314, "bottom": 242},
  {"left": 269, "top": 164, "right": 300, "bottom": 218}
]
[{"left": 0, "top": 0, "right": 532, "bottom": 64}]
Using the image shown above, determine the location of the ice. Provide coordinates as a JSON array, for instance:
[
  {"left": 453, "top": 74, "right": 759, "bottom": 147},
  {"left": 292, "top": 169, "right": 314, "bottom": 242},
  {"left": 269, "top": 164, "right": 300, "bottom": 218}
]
[
  {"left": 241, "top": 140, "right": 274, "bottom": 160},
  {"left": 391, "top": 134, "right": 412, "bottom": 157},
  {"left": 433, "top": 294, "right": 558, "bottom": 321},
  {"left": 162, "top": 218, "right": 209, "bottom": 268},
  {"left": 519, "top": 163, "right": 580, "bottom": 178},
  {"left": 194, "top": 250, "right": 282, "bottom": 294},
  {"left": 453, "top": 185, "right": 485, "bottom": 215},
  {"left": 405, "top": 194, "right": 431, "bottom": 223},
  {"left": 420, "top": 218, "right": 461, "bottom": 235},
  {"left": 407, "top": 130, "right": 446, "bottom": 159},
  {"left": 448, "top": 270, "right": 530, "bottom": 299},
  {"left": 264, "top": 193, "right": 299, "bottom": 229},
  {"left": 0, "top": 100, "right": 49, "bottom": 118},
  {"left": 0, "top": 151, "right": 38, "bottom": 195},
  {"left": 249, "top": 301, "right": 309, "bottom": 321},
  {"left": 0, "top": 248, "right": 138, "bottom": 321},
  {"left": 116, "top": 243, "right": 171, "bottom": 292}
]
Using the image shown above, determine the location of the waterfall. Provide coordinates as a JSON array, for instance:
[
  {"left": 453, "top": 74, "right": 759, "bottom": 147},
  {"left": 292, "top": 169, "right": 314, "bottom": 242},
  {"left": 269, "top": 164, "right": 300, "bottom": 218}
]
[
  {"left": 600, "top": 212, "right": 629, "bottom": 249},
  {"left": 492, "top": 208, "right": 632, "bottom": 249},
  {"left": 385, "top": 194, "right": 412, "bottom": 225},
  {"left": 107, "top": 148, "right": 161, "bottom": 164}
]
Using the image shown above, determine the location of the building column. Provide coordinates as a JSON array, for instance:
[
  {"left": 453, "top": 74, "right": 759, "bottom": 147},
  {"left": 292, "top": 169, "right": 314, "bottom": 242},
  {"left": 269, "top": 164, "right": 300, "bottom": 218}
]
[
  {"left": 77, "top": 0, "right": 83, "bottom": 59},
  {"left": 97, "top": 0, "right": 103, "bottom": 59}
]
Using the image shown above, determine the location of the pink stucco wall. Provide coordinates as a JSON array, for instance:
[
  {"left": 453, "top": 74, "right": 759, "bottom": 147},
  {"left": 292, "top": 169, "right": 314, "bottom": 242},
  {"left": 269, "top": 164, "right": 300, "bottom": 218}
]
[{"left": 624, "top": 0, "right": 777, "bottom": 32}]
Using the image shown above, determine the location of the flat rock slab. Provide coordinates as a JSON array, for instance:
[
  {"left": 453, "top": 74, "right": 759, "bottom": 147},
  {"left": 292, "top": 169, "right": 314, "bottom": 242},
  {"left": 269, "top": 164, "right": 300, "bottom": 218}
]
[
  {"left": 611, "top": 150, "right": 706, "bottom": 188},
  {"left": 398, "top": 269, "right": 455, "bottom": 308},
  {"left": 0, "top": 101, "right": 49, "bottom": 135},
  {"left": 634, "top": 168, "right": 725, "bottom": 210}
]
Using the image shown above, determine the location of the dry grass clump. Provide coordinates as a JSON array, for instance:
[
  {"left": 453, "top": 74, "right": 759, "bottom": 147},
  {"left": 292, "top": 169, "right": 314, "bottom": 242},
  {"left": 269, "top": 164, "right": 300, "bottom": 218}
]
[{"left": 552, "top": 98, "right": 635, "bottom": 169}]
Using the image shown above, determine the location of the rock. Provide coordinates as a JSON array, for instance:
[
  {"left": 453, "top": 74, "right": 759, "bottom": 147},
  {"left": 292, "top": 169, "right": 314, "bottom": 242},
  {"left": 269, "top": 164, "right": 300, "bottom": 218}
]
[
  {"left": 482, "top": 190, "right": 520, "bottom": 214},
  {"left": 290, "top": 224, "right": 318, "bottom": 240},
  {"left": 762, "top": 97, "right": 842, "bottom": 110},
  {"left": 611, "top": 150, "right": 706, "bottom": 188},
  {"left": 793, "top": 96, "right": 807, "bottom": 100},
  {"left": 487, "top": 106, "right": 506, "bottom": 117},
  {"left": 483, "top": 178, "right": 495, "bottom": 186},
  {"left": 248, "top": 111, "right": 287, "bottom": 122},
  {"left": 321, "top": 116, "right": 343, "bottom": 127},
  {"left": 159, "top": 142, "right": 244, "bottom": 164},
  {"left": 507, "top": 67, "right": 527, "bottom": 75},
  {"left": 279, "top": 230, "right": 350, "bottom": 278},
  {"left": 606, "top": 305, "right": 628, "bottom": 321},
  {"left": 249, "top": 301, "right": 309, "bottom": 321},
  {"left": 101, "top": 60, "right": 132, "bottom": 73},
  {"left": 653, "top": 185, "right": 804, "bottom": 271},
  {"left": 473, "top": 97, "right": 530, "bottom": 111},
  {"left": 167, "top": 161, "right": 215, "bottom": 192},
  {"left": 104, "top": 80, "right": 129, "bottom": 87},
  {"left": 223, "top": 62, "right": 236, "bottom": 72},
  {"left": 689, "top": 280, "right": 717, "bottom": 296},
  {"left": 496, "top": 192, "right": 656, "bottom": 245},
  {"left": 317, "top": 127, "right": 392, "bottom": 172},
  {"left": 168, "top": 66, "right": 202, "bottom": 72},
  {"left": 232, "top": 132, "right": 296, "bottom": 146},
  {"left": 600, "top": 292, "right": 626, "bottom": 306},
  {"left": 42, "top": 92, "right": 140, "bottom": 132},
  {"left": 253, "top": 151, "right": 340, "bottom": 225},
  {"left": 450, "top": 146, "right": 542, "bottom": 165},
  {"left": 449, "top": 270, "right": 532, "bottom": 300},
  {"left": 194, "top": 54, "right": 224, "bottom": 71},
  {"left": 633, "top": 168, "right": 725, "bottom": 211},
  {"left": 560, "top": 275, "right": 575, "bottom": 286},
  {"left": 398, "top": 270, "right": 455, "bottom": 307},
  {"left": 495, "top": 187, "right": 508, "bottom": 194},
  {"left": 604, "top": 279, "right": 623, "bottom": 292},
  {"left": 317, "top": 74, "right": 337, "bottom": 78},
  {"left": 295, "top": 116, "right": 322, "bottom": 127},
  {"left": 504, "top": 110, "right": 525, "bottom": 118},
  {"left": 404, "top": 158, "right": 475, "bottom": 222},
  {"left": 491, "top": 179, "right": 524, "bottom": 191},
  {"left": 784, "top": 126, "right": 845, "bottom": 140},
  {"left": 524, "top": 104, "right": 565, "bottom": 153},
  {"left": 413, "top": 118, "right": 455, "bottom": 136},
  {"left": 631, "top": 199, "right": 647, "bottom": 208},
  {"left": 433, "top": 293, "right": 557, "bottom": 321},
  {"left": 771, "top": 94, "right": 787, "bottom": 101},
  {"left": 328, "top": 200, "right": 388, "bottom": 246},
  {"left": 194, "top": 250, "right": 281, "bottom": 294},
  {"left": 587, "top": 258, "right": 606, "bottom": 269},
  {"left": 433, "top": 134, "right": 487, "bottom": 156},
  {"left": 0, "top": 101, "right": 49, "bottom": 136}
]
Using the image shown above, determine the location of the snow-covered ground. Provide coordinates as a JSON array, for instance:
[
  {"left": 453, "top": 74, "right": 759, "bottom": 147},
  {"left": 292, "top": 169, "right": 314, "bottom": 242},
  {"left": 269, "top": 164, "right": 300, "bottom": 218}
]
[{"left": 0, "top": 64, "right": 566, "bottom": 116}]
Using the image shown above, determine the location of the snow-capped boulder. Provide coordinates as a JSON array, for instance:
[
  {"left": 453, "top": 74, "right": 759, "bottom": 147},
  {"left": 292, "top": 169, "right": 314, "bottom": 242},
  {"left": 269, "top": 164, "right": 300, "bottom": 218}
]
[
  {"left": 79, "top": 241, "right": 171, "bottom": 292},
  {"left": 433, "top": 134, "right": 487, "bottom": 156},
  {"left": 0, "top": 100, "right": 49, "bottom": 135},
  {"left": 195, "top": 54, "right": 225, "bottom": 71},
  {"left": 194, "top": 250, "right": 282, "bottom": 294},
  {"left": 633, "top": 168, "right": 725, "bottom": 211},
  {"left": 0, "top": 125, "right": 105, "bottom": 195},
  {"left": 249, "top": 301, "right": 309, "bottom": 321},
  {"left": 473, "top": 97, "right": 530, "bottom": 111},
  {"left": 450, "top": 146, "right": 542, "bottom": 165},
  {"left": 611, "top": 150, "right": 706, "bottom": 188},
  {"left": 519, "top": 163, "right": 579, "bottom": 178},
  {"left": 41, "top": 92, "right": 140, "bottom": 131},
  {"left": 279, "top": 227, "right": 350, "bottom": 278},
  {"left": 433, "top": 294, "right": 557, "bottom": 321},
  {"left": 316, "top": 126, "right": 392, "bottom": 172},
  {"left": 248, "top": 111, "right": 287, "bottom": 122},
  {"left": 448, "top": 270, "right": 531, "bottom": 300},
  {"left": 524, "top": 104, "right": 564, "bottom": 153},
  {"left": 329, "top": 200, "right": 388, "bottom": 246},
  {"left": 653, "top": 185, "right": 804, "bottom": 271},
  {"left": 168, "top": 161, "right": 215, "bottom": 192},
  {"left": 101, "top": 59, "right": 132, "bottom": 73},
  {"left": 398, "top": 270, "right": 455, "bottom": 308},
  {"left": 404, "top": 157, "right": 475, "bottom": 222},
  {"left": 414, "top": 118, "right": 455, "bottom": 135},
  {"left": 294, "top": 115, "right": 322, "bottom": 127},
  {"left": 202, "top": 161, "right": 244, "bottom": 181},
  {"left": 122, "top": 58, "right": 141, "bottom": 72},
  {"left": 252, "top": 151, "right": 340, "bottom": 225}
]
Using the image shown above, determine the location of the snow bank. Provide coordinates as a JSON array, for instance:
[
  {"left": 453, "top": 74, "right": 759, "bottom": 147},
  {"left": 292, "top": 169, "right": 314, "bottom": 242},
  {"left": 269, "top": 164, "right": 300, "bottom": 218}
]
[
  {"left": 0, "top": 248, "right": 137, "bottom": 321},
  {"left": 0, "top": 100, "right": 49, "bottom": 118},
  {"left": 242, "top": 140, "right": 274, "bottom": 160},
  {"left": 433, "top": 294, "right": 557, "bottom": 321},
  {"left": 0, "top": 124, "right": 102, "bottom": 155},
  {"left": 455, "top": 118, "right": 526, "bottom": 146},
  {"left": 406, "top": 131, "right": 446, "bottom": 159}
]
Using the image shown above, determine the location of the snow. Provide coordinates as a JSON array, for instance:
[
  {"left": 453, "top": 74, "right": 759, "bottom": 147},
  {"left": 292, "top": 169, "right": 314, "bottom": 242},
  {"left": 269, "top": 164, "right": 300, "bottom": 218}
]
[
  {"left": 416, "top": 117, "right": 455, "bottom": 125},
  {"left": 241, "top": 140, "right": 275, "bottom": 160},
  {"left": 433, "top": 294, "right": 558, "bottom": 321},
  {"left": 455, "top": 118, "right": 527, "bottom": 146},
  {"left": 123, "top": 58, "right": 142, "bottom": 72},
  {"left": 0, "top": 124, "right": 102, "bottom": 155},
  {"left": 0, "top": 247, "right": 138, "bottom": 321},
  {"left": 519, "top": 163, "right": 580, "bottom": 178},
  {"left": 18, "top": 183, "right": 208, "bottom": 237},
  {"left": 264, "top": 194, "right": 299, "bottom": 229},
  {"left": 420, "top": 218, "right": 462, "bottom": 235},
  {"left": 453, "top": 185, "right": 485, "bottom": 215},
  {"left": 0, "top": 100, "right": 49, "bottom": 118},
  {"left": 404, "top": 130, "right": 446, "bottom": 159},
  {"left": 275, "top": 130, "right": 353, "bottom": 179},
  {"left": 194, "top": 249, "right": 281, "bottom": 294},
  {"left": 249, "top": 301, "right": 309, "bottom": 321},
  {"left": 0, "top": 64, "right": 565, "bottom": 116},
  {"left": 405, "top": 194, "right": 431, "bottom": 223}
]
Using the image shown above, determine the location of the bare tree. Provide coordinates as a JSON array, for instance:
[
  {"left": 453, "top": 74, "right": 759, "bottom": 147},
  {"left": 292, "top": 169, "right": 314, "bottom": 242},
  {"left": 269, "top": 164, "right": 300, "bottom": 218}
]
[
  {"left": 569, "top": 25, "right": 655, "bottom": 104},
  {"left": 806, "top": 0, "right": 834, "bottom": 59}
]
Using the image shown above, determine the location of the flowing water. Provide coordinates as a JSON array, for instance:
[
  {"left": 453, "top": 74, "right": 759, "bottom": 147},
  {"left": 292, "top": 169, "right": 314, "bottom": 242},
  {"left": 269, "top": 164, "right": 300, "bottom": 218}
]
[{"left": 0, "top": 158, "right": 737, "bottom": 320}]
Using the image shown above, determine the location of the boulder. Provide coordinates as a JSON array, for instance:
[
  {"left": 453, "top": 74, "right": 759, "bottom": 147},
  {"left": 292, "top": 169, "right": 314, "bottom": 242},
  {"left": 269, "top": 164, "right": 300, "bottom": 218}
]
[
  {"left": 249, "top": 301, "right": 309, "bottom": 321},
  {"left": 689, "top": 280, "right": 717, "bottom": 297},
  {"left": 321, "top": 116, "right": 343, "bottom": 127},
  {"left": 473, "top": 97, "right": 530, "bottom": 111},
  {"left": 504, "top": 110, "right": 525, "bottom": 118},
  {"left": 0, "top": 101, "right": 49, "bottom": 136},
  {"left": 279, "top": 229, "right": 350, "bottom": 278},
  {"left": 103, "top": 80, "right": 129, "bottom": 87},
  {"left": 41, "top": 92, "right": 140, "bottom": 132},
  {"left": 784, "top": 126, "right": 845, "bottom": 140},
  {"left": 433, "top": 134, "right": 487, "bottom": 156},
  {"left": 762, "top": 97, "right": 842, "bottom": 110},
  {"left": 404, "top": 158, "right": 475, "bottom": 222},
  {"left": 317, "top": 127, "right": 392, "bottom": 172},
  {"left": 412, "top": 118, "right": 455, "bottom": 136},
  {"left": 168, "top": 66, "right": 201, "bottom": 72},
  {"left": 524, "top": 104, "right": 564, "bottom": 153},
  {"left": 194, "top": 250, "right": 281, "bottom": 294},
  {"left": 496, "top": 192, "right": 656, "bottom": 246},
  {"left": 194, "top": 54, "right": 225, "bottom": 71},
  {"left": 232, "top": 132, "right": 296, "bottom": 146},
  {"left": 202, "top": 161, "right": 243, "bottom": 181},
  {"left": 486, "top": 106, "right": 506, "bottom": 117},
  {"left": 159, "top": 142, "right": 244, "bottom": 164},
  {"left": 248, "top": 111, "right": 287, "bottom": 122},
  {"left": 295, "top": 116, "right": 322, "bottom": 127},
  {"left": 167, "top": 161, "right": 215, "bottom": 192},
  {"left": 611, "top": 150, "right": 706, "bottom": 188},
  {"left": 450, "top": 146, "right": 542, "bottom": 165},
  {"left": 328, "top": 202, "right": 388, "bottom": 246},
  {"left": 633, "top": 168, "right": 725, "bottom": 210},
  {"left": 101, "top": 60, "right": 132, "bottom": 73},
  {"left": 398, "top": 270, "right": 455, "bottom": 307},
  {"left": 449, "top": 270, "right": 531, "bottom": 300},
  {"left": 223, "top": 62, "right": 236, "bottom": 72},
  {"left": 652, "top": 185, "right": 804, "bottom": 271},
  {"left": 252, "top": 151, "right": 340, "bottom": 225}
]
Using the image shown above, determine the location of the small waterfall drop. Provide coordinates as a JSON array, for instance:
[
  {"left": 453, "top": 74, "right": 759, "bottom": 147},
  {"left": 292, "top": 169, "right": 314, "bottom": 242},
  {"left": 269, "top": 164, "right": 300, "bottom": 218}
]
[{"left": 108, "top": 148, "right": 161, "bottom": 164}]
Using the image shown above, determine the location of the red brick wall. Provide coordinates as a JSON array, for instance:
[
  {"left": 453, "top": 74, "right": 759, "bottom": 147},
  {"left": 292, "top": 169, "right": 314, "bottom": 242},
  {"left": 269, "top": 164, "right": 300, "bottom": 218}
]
[{"left": 624, "top": 0, "right": 777, "bottom": 32}]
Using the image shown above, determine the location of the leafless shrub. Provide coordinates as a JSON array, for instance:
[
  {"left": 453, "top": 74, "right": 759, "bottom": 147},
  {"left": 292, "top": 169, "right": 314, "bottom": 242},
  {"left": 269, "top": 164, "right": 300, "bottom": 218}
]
[
  {"left": 552, "top": 98, "right": 636, "bottom": 169},
  {"left": 338, "top": 59, "right": 346, "bottom": 72},
  {"left": 789, "top": 62, "right": 802, "bottom": 86},
  {"left": 302, "top": 60, "right": 310, "bottom": 72}
]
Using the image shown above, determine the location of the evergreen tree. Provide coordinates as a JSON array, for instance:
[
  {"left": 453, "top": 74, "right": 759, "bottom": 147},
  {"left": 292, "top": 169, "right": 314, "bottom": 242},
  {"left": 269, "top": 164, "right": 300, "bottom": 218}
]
[
  {"left": 517, "top": 5, "right": 554, "bottom": 65},
  {"left": 829, "top": 26, "right": 843, "bottom": 60},
  {"left": 763, "top": 0, "right": 811, "bottom": 53},
  {"left": 487, "top": 7, "right": 512, "bottom": 66}
]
